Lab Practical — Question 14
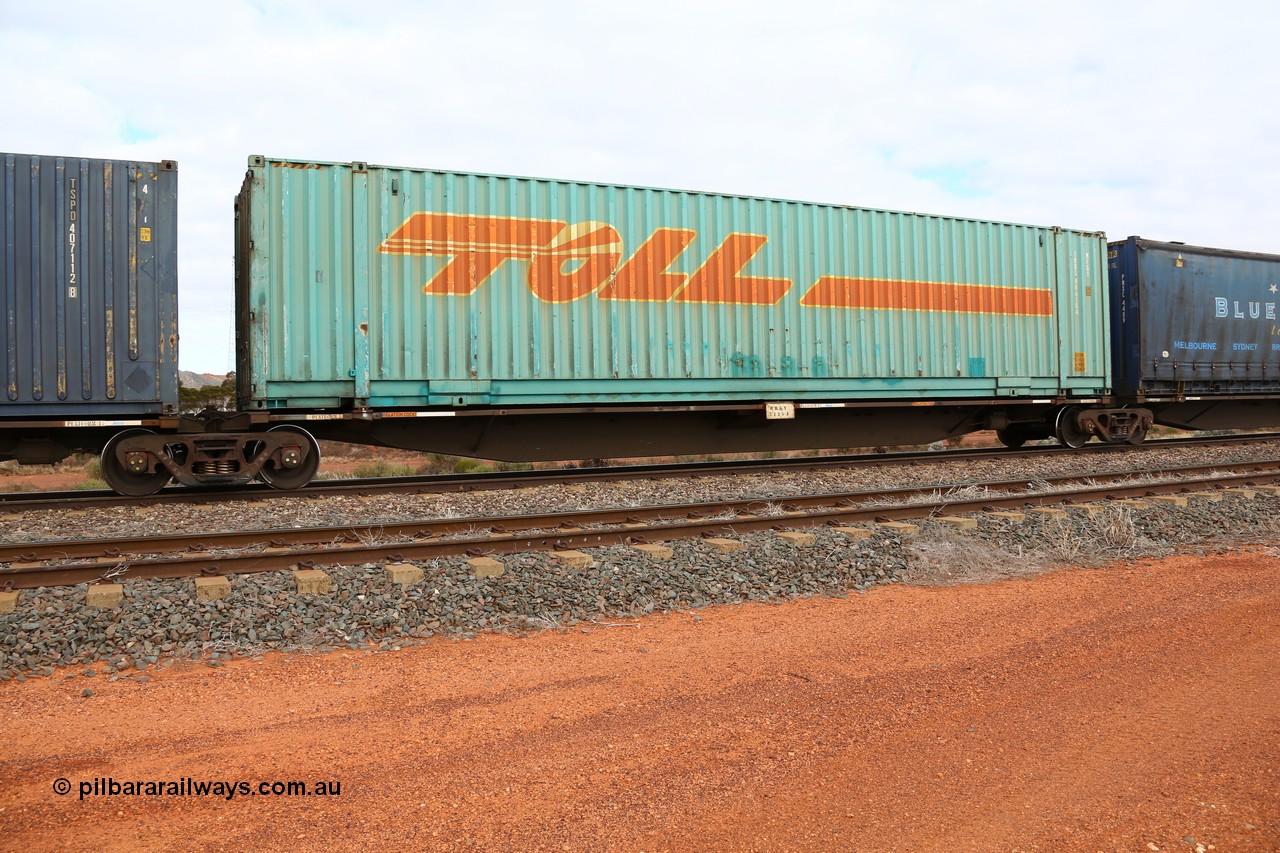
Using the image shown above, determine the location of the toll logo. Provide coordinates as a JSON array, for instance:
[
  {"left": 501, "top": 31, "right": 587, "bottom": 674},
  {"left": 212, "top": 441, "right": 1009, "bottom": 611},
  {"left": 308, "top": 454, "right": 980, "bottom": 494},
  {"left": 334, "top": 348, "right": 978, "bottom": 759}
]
[{"left": 379, "top": 212, "right": 1055, "bottom": 315}]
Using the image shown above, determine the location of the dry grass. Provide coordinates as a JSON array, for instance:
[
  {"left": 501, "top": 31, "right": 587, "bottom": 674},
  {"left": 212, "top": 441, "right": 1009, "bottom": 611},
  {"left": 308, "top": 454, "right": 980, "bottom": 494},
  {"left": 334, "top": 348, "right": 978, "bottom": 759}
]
[
  {"left": 904, "top": 505, "right": 1165, "bottom": 587},
  {"left": 1030, "top": 505, "right": 1160, "bottom": 566},
  {"left": 904, "top": 528, "right": 1045, "bottom": 586}
]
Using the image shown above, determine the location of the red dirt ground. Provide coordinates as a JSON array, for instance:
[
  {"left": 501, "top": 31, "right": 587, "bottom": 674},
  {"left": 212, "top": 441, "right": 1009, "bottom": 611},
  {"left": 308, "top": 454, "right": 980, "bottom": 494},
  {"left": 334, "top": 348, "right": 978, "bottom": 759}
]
[{"left": 1, "top": 553, "right": 1277, "bottom": 852}]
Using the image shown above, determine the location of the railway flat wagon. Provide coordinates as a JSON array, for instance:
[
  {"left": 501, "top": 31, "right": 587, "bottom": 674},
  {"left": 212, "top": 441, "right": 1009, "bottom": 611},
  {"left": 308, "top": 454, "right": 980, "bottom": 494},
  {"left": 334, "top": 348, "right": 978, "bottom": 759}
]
[
  {"left": 0, "top": 152, "right": 179, "bottom": 464},
  {"left": 1109, "top": 236, "right": 1280, "bottom": 431},
  {"left": 236, "top": 156, "right": 1136, "bottom": 459}
]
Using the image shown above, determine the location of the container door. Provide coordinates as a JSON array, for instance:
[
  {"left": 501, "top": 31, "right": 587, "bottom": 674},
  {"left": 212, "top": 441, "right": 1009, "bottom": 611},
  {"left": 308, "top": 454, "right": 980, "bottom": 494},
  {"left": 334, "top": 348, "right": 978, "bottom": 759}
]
[
  {"left": 1051, "top": 228, "right": 1108, "bottom": 394},
  {"left": 1, "top": 154, "right": 177, "bottom": 416}
]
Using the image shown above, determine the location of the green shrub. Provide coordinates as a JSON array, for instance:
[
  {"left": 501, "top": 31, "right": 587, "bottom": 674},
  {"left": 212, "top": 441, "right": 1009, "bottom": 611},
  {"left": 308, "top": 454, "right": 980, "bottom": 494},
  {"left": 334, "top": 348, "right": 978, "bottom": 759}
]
[
  {"left": 351, "top": 461, "right": 416, "bottom": 479},
  {"left": 452, "top": 458, "right": 495, "bottom": 474}
]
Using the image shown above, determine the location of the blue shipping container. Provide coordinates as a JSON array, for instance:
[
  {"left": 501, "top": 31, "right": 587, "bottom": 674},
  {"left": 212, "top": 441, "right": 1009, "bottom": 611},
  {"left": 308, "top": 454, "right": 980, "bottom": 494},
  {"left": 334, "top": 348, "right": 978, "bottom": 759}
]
[
  {"left": 0, "top": 152, "right": 179, "bottom": 419},
  {"left": 1109, "top": 237, "right": 1280, "bottom": 395}
]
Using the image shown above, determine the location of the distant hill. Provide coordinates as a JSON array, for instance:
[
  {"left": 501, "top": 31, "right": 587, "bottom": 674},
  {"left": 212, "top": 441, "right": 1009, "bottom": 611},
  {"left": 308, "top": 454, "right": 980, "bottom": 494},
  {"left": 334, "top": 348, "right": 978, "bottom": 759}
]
[{"left": 179, "top": 371, "right": 230, "bottom": 389}]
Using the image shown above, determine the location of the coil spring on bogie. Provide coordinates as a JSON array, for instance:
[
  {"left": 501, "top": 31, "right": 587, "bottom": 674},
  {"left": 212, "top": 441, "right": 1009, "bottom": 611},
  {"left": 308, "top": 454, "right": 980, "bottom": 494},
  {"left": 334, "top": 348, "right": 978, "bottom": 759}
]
[{"left": 192, "top": 460, "right": 239, "bottom": 475}]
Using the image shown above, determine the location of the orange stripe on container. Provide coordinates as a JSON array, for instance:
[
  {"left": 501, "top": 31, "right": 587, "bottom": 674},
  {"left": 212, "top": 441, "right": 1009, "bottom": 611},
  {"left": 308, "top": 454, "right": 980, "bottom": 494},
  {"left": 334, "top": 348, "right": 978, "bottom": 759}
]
[
  {"left": 798, "top": 276, "right": 1054, "bottom": 316},
  {"left": 379, "top": 213, "right": 566, "bottom": 259}
]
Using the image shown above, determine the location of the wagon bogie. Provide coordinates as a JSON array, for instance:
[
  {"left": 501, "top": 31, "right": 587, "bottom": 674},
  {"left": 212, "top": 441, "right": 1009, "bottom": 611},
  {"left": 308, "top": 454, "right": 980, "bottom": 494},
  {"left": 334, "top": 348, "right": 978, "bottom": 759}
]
[{"left": 96, "top": 425, "right": 320, "bottom": 493}]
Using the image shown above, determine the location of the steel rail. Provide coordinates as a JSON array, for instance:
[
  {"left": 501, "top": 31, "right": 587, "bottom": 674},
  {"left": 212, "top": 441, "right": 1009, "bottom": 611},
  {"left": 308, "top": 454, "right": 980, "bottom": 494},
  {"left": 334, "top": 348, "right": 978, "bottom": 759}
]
[
  {"left": 2, "top": 431, "right": 1279, "bottom": 514},
  {"left": 3, "top": 458, "right": 1279, "bottom": 565},
  {"left": 3, "top": 462, "right": 1278, "bottom": 590}
]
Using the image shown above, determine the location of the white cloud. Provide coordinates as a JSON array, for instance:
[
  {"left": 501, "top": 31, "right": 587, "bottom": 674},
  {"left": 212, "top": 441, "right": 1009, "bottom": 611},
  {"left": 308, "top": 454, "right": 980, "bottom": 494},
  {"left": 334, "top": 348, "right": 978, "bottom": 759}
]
[{"left": 2, "top": 0, "right": 1278, "bottom": 369}]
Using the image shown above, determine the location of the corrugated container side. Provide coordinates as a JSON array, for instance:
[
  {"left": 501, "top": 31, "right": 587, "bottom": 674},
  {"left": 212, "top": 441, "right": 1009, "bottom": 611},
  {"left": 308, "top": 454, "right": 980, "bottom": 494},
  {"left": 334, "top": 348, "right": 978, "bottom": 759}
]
[
  {"left": 1109, "top": 237, "right": 1280, "bottom": 395},
  {"left": 1, "top": 152, "right": 178, "bottom": 417},
  {"left": 237, "top": 157, "right": 1109, "bottom": 410}
]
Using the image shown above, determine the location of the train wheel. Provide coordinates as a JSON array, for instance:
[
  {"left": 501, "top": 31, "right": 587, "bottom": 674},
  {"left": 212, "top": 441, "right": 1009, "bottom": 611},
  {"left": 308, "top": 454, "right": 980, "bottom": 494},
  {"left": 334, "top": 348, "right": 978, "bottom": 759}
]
[
  {"left": 258, "top": 426, "right": 320, "bottom": 490},
  {"left": 1126, "top": 424, "right": 1149, "bottom": 446},
  {"left": 1055, "top": 407, "right": 1089, "bottom": 449},
  {"left": 100, "top": 429, "right": 173, "bottom": 496},
  {"left": 996, "top": 428, "right": 1027, "bottom": 449}
]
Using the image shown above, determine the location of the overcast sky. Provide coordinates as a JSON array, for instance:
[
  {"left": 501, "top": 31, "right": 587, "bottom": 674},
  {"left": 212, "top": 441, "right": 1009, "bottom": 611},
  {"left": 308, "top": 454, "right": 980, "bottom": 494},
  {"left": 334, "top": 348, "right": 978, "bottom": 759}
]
[{"left": 4, "top": 0, "right": 1278, "bottom": 371}]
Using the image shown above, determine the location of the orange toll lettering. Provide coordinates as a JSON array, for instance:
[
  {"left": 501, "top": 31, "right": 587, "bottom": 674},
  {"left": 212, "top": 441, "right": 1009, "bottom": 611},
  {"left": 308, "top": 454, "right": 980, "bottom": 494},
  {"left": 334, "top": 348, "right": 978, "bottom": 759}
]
[
  {"left": 380, "top": 213, "right": 569, "bottom": 295},
  {"left": 526, "top": 222, "right": 622, "bottom": 303},
  {"left": 600, "top": 228, "right": 698, "bottom": 302},
  {"left": 381, "top": 210, "right": 1054, "bottom": 316},
  {"left": 674, "top": 234, "right": 792, "bottom": 305},
  {"left": 415, "top": 254, "right": 507, "bottom": 295},
  {"left": 798, "top": 276, "right": 1054, "bottom": 316},
  {"left": 380, "top": 213, "right": 618, "bottom": 301}
]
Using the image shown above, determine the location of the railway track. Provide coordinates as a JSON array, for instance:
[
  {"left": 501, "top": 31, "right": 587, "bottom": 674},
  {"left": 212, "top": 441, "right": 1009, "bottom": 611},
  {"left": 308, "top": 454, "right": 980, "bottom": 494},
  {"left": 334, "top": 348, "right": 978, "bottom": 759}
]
[
  {"left": 4, "top": 458, "right": 1278, "bottom": 590},
  {"left": 2, "top": 431, "right": 1279, "bottom": 514}
]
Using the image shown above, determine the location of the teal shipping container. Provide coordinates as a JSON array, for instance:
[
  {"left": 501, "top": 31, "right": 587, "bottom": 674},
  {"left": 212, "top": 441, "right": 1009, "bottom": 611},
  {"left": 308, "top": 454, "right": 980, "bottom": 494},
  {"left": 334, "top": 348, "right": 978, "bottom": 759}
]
[{"left": 235, "top": 157, "right": 1109, "bottom": 414}]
